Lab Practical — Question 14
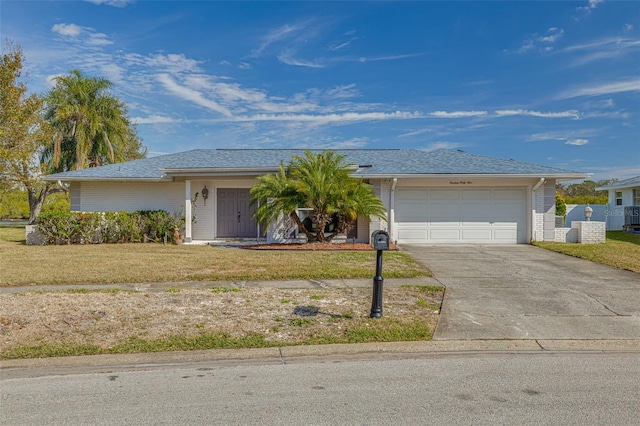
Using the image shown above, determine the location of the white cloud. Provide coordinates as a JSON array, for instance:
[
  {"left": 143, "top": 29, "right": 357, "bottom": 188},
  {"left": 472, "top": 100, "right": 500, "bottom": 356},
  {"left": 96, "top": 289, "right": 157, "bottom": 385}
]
[
  {"left": 624, "top": 23, "right": 634, "bottom": 32},
  {"left": 132, "top": 115, "right": 179, "bottom": 124},
  {"left": 52, "top": 23, "right": 83, "bottom": 37},
  {"left": 528, "top": 129, "right": 600, "bottom": 142},
  {"left": 428, "top": 110, "right": 487, "bottom": 118},
  {"left": 86, "top": 33, "right": 113, "bottom": 46},
  {"left": 277, "top": 50, "right": 326, "bottom": 68},
  {"left": 157, "top": 74, "right": 233, "bottom": 117},
  {"left": 84, "top": 0, "right": 134, "bottom": 7},
  {"left": 324, "top": 137, "right": 369, "bottom": 149},
  {"left": 538, "top": 28, "right": 564, "bottom": 43},
  {"left": 238, "top": 62, "right": 251, "bottom": 70},
  {"left": 99, "top": 63, "right": 125, "bottom": 83},
  {"left": 423, "top": 141, "right": 464, "bottom": 151},
  {"left": 557, "top": 79, "right": 640, "bottom": 99},
  {"left": 560, "top": 37, "right": 640, "bottom": 67},
  {"left": 516, "top": 41, "right": 534, "bottom": 54},
  {"left": 495, "top": 109, "right": 581, "bottom": 119},
  {"left": 51, "top": 23, "right": 112, "bottom": 46},
  {"left": 252, "top": 22, "right": 308, "bottom": 57},
  {"left": 328, "top": 37, "right": 359, "bottom": 52},
  {"left": 577, "top": 0, "right": 604, "bottom": 13},
  {"left": 357, "top": 53, "right": 425, "bottom": 63},
  {"left": 582, "top": 111, "right": 630, "bottom": 119},
  {"left": 515, "top": 28, "right": 564, "bottom": 54},
  {"left": 219, "top": 60, "right": 231, "bottom": 66},
  {"left": 228, "top": 111, "right": 424, "bottom": 124},
  {"left": 125, "top": 53, "right": 202, "bottom": 74},
  {"left": 398, "top": 128, "right": 433, "bottom": 138},
  {"left": 565, "top": 139, "right": 589, "bottom": 146}
]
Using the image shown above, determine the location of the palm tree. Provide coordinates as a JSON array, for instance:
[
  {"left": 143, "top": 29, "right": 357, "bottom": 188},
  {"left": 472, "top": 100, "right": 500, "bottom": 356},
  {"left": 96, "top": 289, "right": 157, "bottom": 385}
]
[
  {"left": 250, "top": 150, "right": 387, "bottom": 243},
  {"left": 43, "top": 69, "right": 143, "bottom": 172}
]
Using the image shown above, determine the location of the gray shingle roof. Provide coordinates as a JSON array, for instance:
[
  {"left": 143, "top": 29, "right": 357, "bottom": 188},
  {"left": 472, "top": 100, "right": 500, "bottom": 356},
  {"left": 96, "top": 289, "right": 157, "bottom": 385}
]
[
  {"left": 44, "top": 149, "right": 586, "bottom": 181},
  {"left": 596, "top": 176, "right": 640, "bottom": 190}
]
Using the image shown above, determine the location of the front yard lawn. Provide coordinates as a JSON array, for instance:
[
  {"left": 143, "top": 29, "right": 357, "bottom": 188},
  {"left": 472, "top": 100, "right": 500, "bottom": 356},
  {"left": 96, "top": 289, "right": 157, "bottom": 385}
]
[
  {"left": 0, "top": 226, "right": 429, "bottom": 286},
  {"left": 533, "top": 231, "right": 640, "bottom": 273}
]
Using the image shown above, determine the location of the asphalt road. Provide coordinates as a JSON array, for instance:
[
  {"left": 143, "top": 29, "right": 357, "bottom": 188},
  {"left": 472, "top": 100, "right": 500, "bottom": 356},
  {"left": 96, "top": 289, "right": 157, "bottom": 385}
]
[{"left": 2, "top": 352, "right": 639, "bottom": 425}]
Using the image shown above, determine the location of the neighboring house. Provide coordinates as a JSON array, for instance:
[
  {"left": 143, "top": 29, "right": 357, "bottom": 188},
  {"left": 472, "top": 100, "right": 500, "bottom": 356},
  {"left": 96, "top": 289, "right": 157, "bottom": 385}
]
[
  {"left": 596, "top": 176, "right": 640, "bottom": 231},
  {"left": 43, "top": 149, "right": 588, "bottom": 244}
]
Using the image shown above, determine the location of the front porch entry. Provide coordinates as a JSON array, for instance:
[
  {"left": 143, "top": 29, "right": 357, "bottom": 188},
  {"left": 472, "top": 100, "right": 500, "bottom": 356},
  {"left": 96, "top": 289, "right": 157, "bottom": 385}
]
[{"left": 217, "top": 188, "right": 258, "bottom": 238}]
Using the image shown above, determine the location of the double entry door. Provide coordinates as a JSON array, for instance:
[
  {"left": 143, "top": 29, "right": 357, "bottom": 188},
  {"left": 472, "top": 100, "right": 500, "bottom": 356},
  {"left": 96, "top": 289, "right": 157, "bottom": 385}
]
[{"left": 216, "top": 188, "right": 258, "bottom": 238}]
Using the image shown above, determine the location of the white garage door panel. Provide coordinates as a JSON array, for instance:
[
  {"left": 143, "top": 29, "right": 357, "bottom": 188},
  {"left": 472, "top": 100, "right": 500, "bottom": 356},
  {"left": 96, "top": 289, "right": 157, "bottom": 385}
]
[
  {"left": 462, "top": 189, "right": 491, "bottom": 200},
  {"left": 461, "top": 229, "right": 494, "bottom": 240},
  {"left": 460, "top": 204, "right": 492, "bottom": 220},
  {"left": 431, "top": 189, "right": 460, "bottom": 200},
  {"left": 398, "top": 228, "right": 428, "bottom": 241},
  {"left": 494, "top": 229, "right": 518, "bottom": 240},
  {"left": 430, "top": 229, "right": 461, "bottom": 240},
  {"left": 396, "top": 187, "right": 526, "bottom": 244}
]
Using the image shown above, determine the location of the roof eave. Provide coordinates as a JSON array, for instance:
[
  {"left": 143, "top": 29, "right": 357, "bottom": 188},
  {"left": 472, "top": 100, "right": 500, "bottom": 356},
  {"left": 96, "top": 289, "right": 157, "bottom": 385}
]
[
  {"left": 354, "top": 173, "right": 591, "bottom": 179},
  {"left": 42, "top": 176, "right": 170, "bottom": 182},
  {"left": 596, "top": 183, "right": 640, "bottom": 190},
  {"left": 161, "top": 167, "right": 281, "bottom": 177}
]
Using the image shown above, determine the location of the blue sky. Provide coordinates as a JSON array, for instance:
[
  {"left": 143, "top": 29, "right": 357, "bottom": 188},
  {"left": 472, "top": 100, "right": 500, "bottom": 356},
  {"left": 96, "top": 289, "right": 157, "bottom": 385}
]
[{"left": 2, "top": 0, "right": 639, "bottom": 180}]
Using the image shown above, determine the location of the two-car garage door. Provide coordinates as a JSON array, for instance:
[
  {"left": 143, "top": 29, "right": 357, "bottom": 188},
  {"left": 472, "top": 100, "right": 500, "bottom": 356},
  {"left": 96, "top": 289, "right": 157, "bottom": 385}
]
[{"left": 396, "top": 188, "right": 527, "bottom": 244}]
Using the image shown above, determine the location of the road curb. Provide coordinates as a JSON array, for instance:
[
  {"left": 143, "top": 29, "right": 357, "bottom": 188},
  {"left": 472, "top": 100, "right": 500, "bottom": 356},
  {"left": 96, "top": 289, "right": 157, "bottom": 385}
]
[{"left": 2, "top": 339, "right": 639, "bottom": 378}]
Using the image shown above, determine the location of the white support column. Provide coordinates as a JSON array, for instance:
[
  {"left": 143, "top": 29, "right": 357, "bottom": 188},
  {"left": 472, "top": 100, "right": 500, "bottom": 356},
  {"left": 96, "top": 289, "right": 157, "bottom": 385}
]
[
  {"left": 389, "top": 178, "right": 397, "bottom": 242},
  {"left": 185, "top": 180, "right": 192, "bottom": 243}
]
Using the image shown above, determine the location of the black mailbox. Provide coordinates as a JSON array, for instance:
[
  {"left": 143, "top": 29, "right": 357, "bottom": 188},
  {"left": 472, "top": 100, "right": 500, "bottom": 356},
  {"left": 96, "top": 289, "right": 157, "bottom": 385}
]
[{"left": 371, "top": 230, "right": 390, "bottom": 251}]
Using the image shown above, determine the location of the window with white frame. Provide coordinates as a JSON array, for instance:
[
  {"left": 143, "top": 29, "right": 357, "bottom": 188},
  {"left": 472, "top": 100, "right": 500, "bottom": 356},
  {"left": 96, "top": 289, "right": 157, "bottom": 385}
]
[
  {"left": 295, "top": 209, "right": 357, "bottom": 238},
  {"left": 615, "top": 191, "right": 623, "bottom": 206},
  {"left": 634, "top": 189, "right": 640, "bottom": 206},
  {"left": 296, "top": 208, "right": 338, "bottom": 236}
]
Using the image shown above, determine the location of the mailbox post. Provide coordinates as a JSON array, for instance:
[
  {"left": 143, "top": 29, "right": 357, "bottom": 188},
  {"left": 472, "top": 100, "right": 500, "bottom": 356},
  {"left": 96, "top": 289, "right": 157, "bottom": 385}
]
[{"left": 370, "top": 230, "right": 390, "bottom": 318}]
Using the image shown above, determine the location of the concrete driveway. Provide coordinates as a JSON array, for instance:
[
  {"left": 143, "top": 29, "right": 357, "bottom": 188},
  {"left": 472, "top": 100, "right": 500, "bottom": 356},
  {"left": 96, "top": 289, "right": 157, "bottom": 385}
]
[{"left": 402, "top": 245, "right": 640, "bottom": 341}]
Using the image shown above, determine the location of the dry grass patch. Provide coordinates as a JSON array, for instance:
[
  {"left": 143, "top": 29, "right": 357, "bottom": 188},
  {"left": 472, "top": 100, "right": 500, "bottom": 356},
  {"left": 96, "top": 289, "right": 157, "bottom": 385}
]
[
  {"left": 534, "top": 231, "right": 640, "bottom": 273},
  {"left": 0, "top": 227, "right": 428, "bottom": 287},
  {"left": 0, "top": 286, "right": 443, "bottom": 359}
]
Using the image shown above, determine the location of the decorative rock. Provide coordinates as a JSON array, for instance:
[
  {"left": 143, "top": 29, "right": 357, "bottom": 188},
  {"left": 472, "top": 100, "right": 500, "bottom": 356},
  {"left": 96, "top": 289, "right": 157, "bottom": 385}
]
[{"left": 25, "top": 225, "right": 46, "bottom": 246}]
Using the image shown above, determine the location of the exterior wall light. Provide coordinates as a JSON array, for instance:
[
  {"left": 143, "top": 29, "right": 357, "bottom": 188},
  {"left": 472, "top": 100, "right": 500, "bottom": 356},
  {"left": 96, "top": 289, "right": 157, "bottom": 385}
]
[
  {"left": 201, "top": 186, "right": 209, "bottom": 206},
  {"left": 584, "top": 205, "right": 593, "bottom": 221}
]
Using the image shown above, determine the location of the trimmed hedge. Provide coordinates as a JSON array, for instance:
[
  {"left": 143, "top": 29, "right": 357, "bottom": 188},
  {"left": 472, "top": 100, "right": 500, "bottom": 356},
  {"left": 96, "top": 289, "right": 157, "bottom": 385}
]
[{"left": 37, "top": 210, "right": 185, "bottom": 245}]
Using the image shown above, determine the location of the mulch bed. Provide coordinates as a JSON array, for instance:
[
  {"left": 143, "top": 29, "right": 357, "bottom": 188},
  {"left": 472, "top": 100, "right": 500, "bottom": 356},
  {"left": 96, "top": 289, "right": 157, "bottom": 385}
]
[{"left": 242, "top": 243, "right": 397, "bottom": 251}]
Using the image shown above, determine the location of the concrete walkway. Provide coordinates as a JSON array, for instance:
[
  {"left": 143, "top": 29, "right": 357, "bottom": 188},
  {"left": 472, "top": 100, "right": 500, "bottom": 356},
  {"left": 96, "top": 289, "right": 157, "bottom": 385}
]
[{"left": 402, "top": 244, "right": 640, "bottom": 341}]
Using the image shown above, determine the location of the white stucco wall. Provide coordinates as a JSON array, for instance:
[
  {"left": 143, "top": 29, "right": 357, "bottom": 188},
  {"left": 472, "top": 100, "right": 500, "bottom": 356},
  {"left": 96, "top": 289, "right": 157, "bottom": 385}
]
[
  {"left": 73, "top": 181, "right": 184, "bottom": 214},
  {"left": 531, "top": 179, "right": 556, "bottom": 242},
  {"left": 72, "top": 175, "right": 560, "bottom": 244},
  {"left": 604, "top": 188, "right": 639, "bottom": 230}
]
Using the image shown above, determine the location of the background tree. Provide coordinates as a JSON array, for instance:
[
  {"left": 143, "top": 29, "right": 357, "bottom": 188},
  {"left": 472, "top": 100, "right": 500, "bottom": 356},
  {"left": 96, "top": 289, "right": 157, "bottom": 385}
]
[
  {"left": 1, "top": 45, "right": 146, "bottom": 224},
  {"left": 556, "top": 179, "right": 615, "bottom": 204},
  {"left": 43, "top": 69, "right": 146, "bottom": 172},
  {"left": 0, "top": 42, "right": 55, "bottom": 224},
  {"left": 251, "top": 150, "right": 387, "bottom": 243}
]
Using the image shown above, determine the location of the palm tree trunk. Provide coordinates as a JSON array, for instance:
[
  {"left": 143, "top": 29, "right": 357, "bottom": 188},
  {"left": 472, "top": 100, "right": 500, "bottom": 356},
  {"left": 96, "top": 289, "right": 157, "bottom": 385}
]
[{"left": 289, "top": 212, "right": 315, "bottom": 241}]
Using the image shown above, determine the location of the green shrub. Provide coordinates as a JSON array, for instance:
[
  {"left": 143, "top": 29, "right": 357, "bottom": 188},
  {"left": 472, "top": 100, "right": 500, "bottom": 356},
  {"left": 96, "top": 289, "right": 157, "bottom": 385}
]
[
  {"left": 37, "top": 210, "right": 185, "bottom": 245},
  {"left": 0, "top": 190, "right": 29, "bottom": 219},
  {"left": 42, "top": 192, "right": 70, "bottom": 216}
]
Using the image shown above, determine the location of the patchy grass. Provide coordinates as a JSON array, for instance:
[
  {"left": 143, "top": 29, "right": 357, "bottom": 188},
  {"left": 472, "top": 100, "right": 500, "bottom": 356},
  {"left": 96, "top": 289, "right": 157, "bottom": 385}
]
[
  {"left": 0, "top": 226, "right": 429, "bottom": 287},
  {"left": 533, "top": 231, "right": 640, "bottom": 273},
  {"left": 0, "top": 286, "right": 443, "bottom": 359}
]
